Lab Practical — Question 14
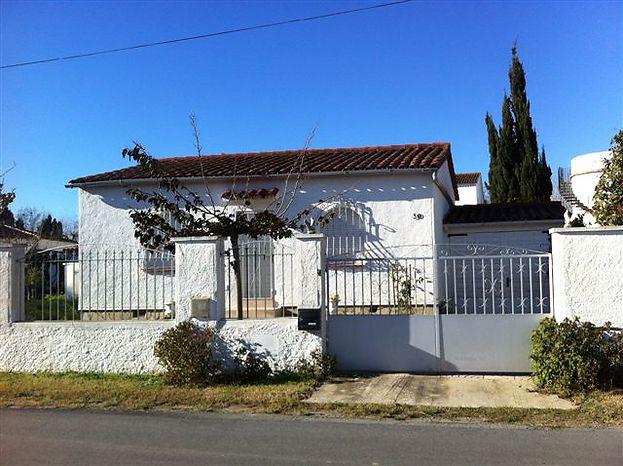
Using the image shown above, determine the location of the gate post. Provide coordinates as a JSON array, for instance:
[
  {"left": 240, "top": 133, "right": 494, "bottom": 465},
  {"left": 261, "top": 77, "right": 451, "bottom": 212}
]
[
  {"left": 0, "top": 244, "right": 26, "bottom": 324},
  {"left": 292, "top": 233, "right": 327, "bottom": 347},
  {"left": 172, "top": 236, "right": 225, "bottom": 322},
  {"left": 432, "top": 243, "right": 442, "bottom": 373}
]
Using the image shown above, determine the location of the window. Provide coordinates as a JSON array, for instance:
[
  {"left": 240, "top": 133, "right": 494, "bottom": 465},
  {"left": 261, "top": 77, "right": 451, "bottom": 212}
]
[{"left": 322, "top": 205, "right": 366, "bottom": 258}]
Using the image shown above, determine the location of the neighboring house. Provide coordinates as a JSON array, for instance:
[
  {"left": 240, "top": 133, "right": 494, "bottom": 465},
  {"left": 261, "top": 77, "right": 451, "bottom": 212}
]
[
  {"left": 0, "top": 224, "right": 38, "bottom": 248},
  {"left": 455, "top": 172, "right": 484, "bottom": 205},
  {"left": 0, "top": 224, "right": 77, "bottom": 251}
]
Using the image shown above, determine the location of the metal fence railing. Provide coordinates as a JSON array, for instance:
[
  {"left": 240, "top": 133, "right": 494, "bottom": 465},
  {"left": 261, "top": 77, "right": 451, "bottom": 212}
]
[
  {"left": 325, "top": 244, "right": 552, "bottom": 316},
  {"left": 22, "top": 248, "right": 175, "bottom": 322},
  {"left": 223, "top": 240, "right": 296, "bottom": 319},
  {"left": 326, "top": 256, "right": 435, "bottom": 315}
]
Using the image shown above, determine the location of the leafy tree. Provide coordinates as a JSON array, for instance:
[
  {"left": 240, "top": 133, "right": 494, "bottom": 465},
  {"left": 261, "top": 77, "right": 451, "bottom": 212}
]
[
  {"left": 122, "top": 142, "right": 315, "bottom": 320},
  {"left": 0, "top": 177, "right": 16, "bottom": 227},
  {"left": 485, "top": 47, "right": 552, "bottom": 202},
  {"left": 593, "top": 130, "right": 623, "bottom": 226}
]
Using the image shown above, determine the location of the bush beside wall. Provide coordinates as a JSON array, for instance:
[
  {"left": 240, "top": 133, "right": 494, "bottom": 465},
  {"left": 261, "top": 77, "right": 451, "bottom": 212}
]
[{"left": 531, "top": 317, "right": 623, "bottom": 394}]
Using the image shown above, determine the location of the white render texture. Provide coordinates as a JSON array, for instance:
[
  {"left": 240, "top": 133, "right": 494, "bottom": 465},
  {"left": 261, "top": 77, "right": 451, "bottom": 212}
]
[
  {"left": 551, "top": 227, "right": 623, "bottom": 327},
  {"left": 194, "top": 318, "right": 322, "bottom": 372},
  {"left": 0, "top": 318, "right": 320, "bottom": 374},
  {"left": 0, "top": 246, "right": 26, "bottom": 323},
  {"left": 0, "top": 321, "right": 173, "bottom": 373},
  {"left": 174, "top": 237, "right": 225, "bottom": 321},
  {"left": 77, "top": 172, "right": 445, "bottom": 256}
]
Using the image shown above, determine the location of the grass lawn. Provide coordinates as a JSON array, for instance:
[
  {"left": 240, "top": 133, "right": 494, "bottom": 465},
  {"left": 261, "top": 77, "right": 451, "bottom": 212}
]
[{"left": 1, "top": 372, "right": 622, "bottom": 428}]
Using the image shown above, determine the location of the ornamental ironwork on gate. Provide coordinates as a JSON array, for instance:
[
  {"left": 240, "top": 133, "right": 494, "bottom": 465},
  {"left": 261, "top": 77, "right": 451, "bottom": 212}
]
[{"left": 325, "top": 244, "right": 552, "bottom": 316}]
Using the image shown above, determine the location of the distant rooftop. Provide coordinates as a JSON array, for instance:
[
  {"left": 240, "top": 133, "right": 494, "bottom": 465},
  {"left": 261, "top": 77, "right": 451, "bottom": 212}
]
[{"left": 456, "top": 172, "right": 481, "bottom": 185}]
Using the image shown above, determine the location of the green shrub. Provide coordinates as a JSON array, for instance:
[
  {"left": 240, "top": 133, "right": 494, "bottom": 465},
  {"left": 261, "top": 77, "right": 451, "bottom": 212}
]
[
  {"left": 531, "top": 317, "right": 623, "bottom": 394},
  {"left": 25, "top": 294, "right": 79, "bottom": 321},
  {"left": 154, "top": 321, "right": 218, "bottom": 386},
  {"left": 293, "top": 350, "right": 336, "bottom": 382}
]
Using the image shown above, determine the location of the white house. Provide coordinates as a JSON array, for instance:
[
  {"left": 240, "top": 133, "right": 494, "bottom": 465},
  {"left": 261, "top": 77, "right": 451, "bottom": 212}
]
[
  {"left": 455, "top": 172, "right": 484, "bottom": 206},
  {"left": 64, "top": 142, "right": 565, "bottom": 318},
  {"left": 67, "top": 143, "right": 459, "bottom": 316}
]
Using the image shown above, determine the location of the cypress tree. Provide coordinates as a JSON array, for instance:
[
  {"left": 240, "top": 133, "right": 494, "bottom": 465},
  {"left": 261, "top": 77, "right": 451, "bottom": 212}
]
[
  {"left": 485, "top": 47, "right": 553, "bottom": 202},
  {"left": 485, "top": 113, "right": 501, "bottom": 201},
  {"left": 497, "top": 95, "right": 521, "bottom": 202}
]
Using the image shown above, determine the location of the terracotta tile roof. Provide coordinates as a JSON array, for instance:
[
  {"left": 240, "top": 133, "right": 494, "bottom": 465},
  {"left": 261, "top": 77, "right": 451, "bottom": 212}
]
[
  {"left": 222, "top": 188, "right": 280, "bottom": 200},
  {"left": 68, "top": 144, "right": 456, "bottom": 194},
  {"left": 444, "top": 202, "right": 565, "bottom": 225},
  {"left": 456, "top": 172, "right": 481, "bottom": 185}
]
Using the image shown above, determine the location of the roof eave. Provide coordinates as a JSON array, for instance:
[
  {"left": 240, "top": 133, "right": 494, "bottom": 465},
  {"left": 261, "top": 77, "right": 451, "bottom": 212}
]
[
  {"left": 444, "top": 219, "right": 564, "bottom": 228},
  {"left": 66, "top": 167, "right": 440, "bottom": 189}
]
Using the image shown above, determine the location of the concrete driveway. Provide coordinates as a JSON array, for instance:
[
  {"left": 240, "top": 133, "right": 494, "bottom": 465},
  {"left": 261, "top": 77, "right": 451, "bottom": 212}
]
[{"left": 307, "top": 374, "right": 575, "bottom": 409}]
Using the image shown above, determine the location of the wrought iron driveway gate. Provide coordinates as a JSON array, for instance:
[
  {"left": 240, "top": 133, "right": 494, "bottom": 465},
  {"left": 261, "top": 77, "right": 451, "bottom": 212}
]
[{"left": 325, "top": 244, "right": 552, "bottom": 373}]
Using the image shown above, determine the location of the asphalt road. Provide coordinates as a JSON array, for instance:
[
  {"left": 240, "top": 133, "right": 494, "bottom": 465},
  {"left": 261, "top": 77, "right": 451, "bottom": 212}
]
[{"left": 1, "top": 409, "right": 621, "bottom": 465}]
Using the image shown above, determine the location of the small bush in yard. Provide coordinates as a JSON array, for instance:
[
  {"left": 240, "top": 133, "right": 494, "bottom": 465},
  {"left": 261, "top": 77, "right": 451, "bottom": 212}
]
[
  {"left": 293, "top": 350, "right": 336, "bottom": 382},
  {"left": 154, "top": 321, "right": 218, "bottom": 386},
  {"left": 531, "top": 317, "right": 623, "bottom": 394}
]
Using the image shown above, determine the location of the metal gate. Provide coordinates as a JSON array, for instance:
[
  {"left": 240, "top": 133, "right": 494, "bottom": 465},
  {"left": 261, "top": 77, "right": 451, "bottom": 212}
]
[{"left": 326, "top": 244, "right": 552, "bottom": 373}]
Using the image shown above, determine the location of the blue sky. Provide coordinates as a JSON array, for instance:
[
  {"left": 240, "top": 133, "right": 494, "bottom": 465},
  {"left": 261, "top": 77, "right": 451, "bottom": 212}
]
[{"left": 1, "top": 0, "right": 621, "bottom": 221}]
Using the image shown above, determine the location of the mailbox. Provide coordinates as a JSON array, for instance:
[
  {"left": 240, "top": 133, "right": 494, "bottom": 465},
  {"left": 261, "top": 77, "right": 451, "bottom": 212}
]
[{"left": 298, "top": 308, "right": 321, "bottom": 331}]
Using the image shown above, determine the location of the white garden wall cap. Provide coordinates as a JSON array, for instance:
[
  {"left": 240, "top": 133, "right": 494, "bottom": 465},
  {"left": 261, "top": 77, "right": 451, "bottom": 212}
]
[
  {"left": 550, "top": 226, "right": 623, "bottom": 234},
  {"left": 10, "top": 321, "right": 176, "bottom": 328},
  {"left": 171, "top": 235, "right": 220, "bottom": 243},
  {"left": 292, "top": 232, "right": 325, "bottom": 240}
]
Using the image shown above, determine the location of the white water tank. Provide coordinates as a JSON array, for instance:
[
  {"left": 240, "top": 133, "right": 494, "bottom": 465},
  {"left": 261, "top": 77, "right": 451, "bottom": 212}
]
[{"left": 570, "top": 150, "right": 612, "bottom": 210}]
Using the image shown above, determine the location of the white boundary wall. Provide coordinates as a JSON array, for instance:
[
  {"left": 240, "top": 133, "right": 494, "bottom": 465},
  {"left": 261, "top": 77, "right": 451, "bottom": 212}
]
[
  {"left": 0, "top": 237, "right": 321, "bottom": 374},
  {"left": 551, "top": 227, "right": 623, "bottom": 327},
  {"left": 0, "top": 321, "right": 172, "bottom": 373}
]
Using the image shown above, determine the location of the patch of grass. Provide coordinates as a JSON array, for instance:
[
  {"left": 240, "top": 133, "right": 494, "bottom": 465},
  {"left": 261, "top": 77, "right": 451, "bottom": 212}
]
[{"left": 1, "top": 372, "right": 622, "bottom": 428}]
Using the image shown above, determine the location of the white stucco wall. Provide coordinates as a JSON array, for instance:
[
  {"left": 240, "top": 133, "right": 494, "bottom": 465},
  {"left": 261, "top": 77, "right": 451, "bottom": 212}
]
[
  {"left": 0, "top": 321, "right": 172, "bottom": 373},
  {"left": 173, "top": 236, "right": 224, "bottom": 321},
  {"left": 0, "top": 318, "right": 321, "bottom": 374},
  {"left": 0, "top": 246, "right": 26, "bottom": 323},
  {"left": 194, "top": 318, "right": 322, "bottom": 372},
  {"left": 76, "top": 172, "right": 441, "bottom": 255},
  {"left": 551, "top": 227, "right": 623, "bottom": 327}
]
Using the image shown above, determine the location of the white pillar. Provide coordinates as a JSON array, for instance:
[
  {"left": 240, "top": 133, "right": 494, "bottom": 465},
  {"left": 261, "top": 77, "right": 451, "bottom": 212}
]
[
  {"left": 172, "top": 236, "right": 225, "bottom": 322},
  {"left": 0, "top": 244, "right": 27, "bottom": 324}
]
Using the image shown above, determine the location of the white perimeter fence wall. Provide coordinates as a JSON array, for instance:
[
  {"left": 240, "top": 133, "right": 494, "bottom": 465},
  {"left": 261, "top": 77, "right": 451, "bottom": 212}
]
[
  {"left": 0, "top": 237, "right": 321, "bottom": 374},
  {"left": 550, "top": 227, "right": 623, "bottom": 328}
]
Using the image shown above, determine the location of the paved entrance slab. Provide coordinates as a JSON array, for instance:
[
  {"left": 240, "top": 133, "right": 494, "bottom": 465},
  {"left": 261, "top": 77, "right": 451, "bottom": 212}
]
[{"left": 307, "top": 374, "right": 575, "bottom": 409}]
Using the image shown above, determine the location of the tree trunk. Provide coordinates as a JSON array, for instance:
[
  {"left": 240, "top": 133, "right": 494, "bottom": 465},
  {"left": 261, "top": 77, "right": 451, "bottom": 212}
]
[{"left": 231, "top": 234, "right": 244, "bottom": 320}]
